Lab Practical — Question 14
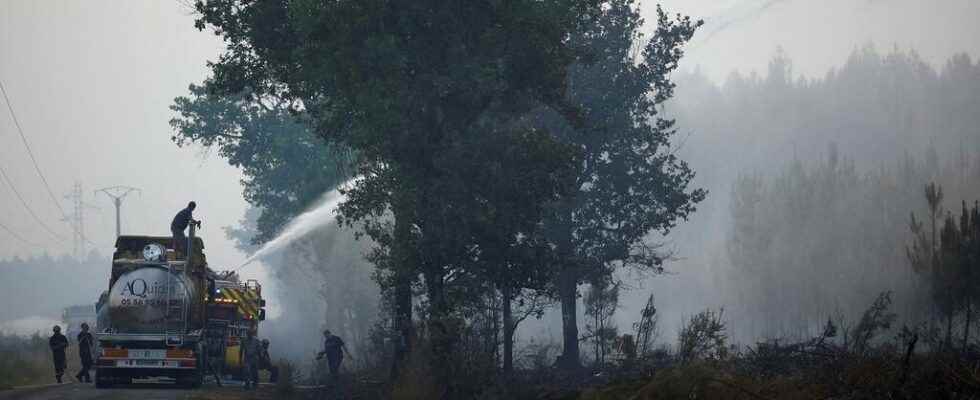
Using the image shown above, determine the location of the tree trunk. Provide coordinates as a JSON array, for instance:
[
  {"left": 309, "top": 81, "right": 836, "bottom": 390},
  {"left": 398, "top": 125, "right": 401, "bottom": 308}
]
[
  {"left": 946, "top": 310, "right": 954, "bottom": 351},
  {"left": 963, "top": 302, "right": 972, "bottom": 353},
  {"left": 502, "top": 285, "right": 514, "bottom": 373},
  {"left": 490, "top": 288, "right": 500, "bottom": 365},
  {"left": 594, "top": 310, "right": 601, "bottom": 366},
  {"left": 392, "top": 271, "right": 413, "bottom": 373},
  {"left": 424, "top": 267, "right": 452, "bottom": 396},
  {"left": 389, "top": 214, "right": 415, "bottom": 381},
  {"left": 558, "top": 267, "right": 580, "bottom": 369}
]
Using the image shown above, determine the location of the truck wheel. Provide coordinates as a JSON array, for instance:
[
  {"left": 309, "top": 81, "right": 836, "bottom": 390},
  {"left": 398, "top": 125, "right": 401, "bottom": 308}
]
[
  {"left": 95, "top": 369, "right": 112, "bottom": 389},
  {"left": 176, "top": 371, "right": 202, "bottom": 388}
]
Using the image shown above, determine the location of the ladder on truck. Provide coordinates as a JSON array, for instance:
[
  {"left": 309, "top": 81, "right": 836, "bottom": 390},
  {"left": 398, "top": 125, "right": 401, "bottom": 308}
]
[{"left": 164, "top": 224, "right": 194, "bottom": 346}]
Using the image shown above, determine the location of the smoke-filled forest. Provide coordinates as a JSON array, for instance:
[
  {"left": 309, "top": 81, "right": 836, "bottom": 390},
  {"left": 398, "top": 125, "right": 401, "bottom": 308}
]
[
  {"left": 2, "top": 0, "right": 980, "bottom": 399},
  {"left": 646, "top": 46, "right": 980, "bottom": 343},
  {"left": 165, "top": 0, "right": 980, "bottom": 397}
]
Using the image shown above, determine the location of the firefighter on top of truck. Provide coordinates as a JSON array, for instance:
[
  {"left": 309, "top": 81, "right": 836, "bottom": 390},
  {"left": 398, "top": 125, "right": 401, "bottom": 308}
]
[{"left": 171, "top": 201, "right": 200, "bottom": 256}]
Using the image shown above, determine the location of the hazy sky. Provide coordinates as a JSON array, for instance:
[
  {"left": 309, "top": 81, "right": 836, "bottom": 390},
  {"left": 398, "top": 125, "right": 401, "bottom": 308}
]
[
  {"left": 649, "top": 0, "right": 980, "bottom": 81},
  {"left": 1, "top": 0, "right": 978, "bottom": 278},
  {"left": 0, "top": 2, "right": 245, "bottom": 269}
]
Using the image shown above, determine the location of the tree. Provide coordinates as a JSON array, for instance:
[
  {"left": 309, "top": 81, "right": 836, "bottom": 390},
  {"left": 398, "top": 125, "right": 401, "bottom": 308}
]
[
  {"left": 453, "top": 128, "right": 578, "bottom": 373},
  {"left": 583, "top": 277, "right": 621, "bottom": 366},
  {"left": 907, "top": 183, "right": 956, "bottom": 349},
  {"left": 964, "top": 201, "right": 980, "bottom": 351},
  {"left": 908, "top": 183, "right": 980, "bottom": 352},
  {"left": 191, "top": 0, "right": 606, "bottom": 388},
  {"left": 937, "top": 201, "right": 980, "bottom": 352},
  {"left": 527, "top": 2, "right": 705, "bottom": 368}
]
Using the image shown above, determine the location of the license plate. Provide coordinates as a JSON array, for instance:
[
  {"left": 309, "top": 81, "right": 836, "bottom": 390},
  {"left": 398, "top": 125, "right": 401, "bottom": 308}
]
[
  {"left": 116, "top": 360, "right": 180, "bottom": 368},
  {"left": 129, "top": 350, "right": 166, "bottom": 359}
]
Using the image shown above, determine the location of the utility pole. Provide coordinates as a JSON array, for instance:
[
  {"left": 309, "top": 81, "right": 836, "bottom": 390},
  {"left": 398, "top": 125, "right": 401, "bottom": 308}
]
[
  {"left": 95, "top": 186, "right": 141, "bottom": 238},
  {"left": 63, "top": 182, "right": 98, "bottom": 259}
]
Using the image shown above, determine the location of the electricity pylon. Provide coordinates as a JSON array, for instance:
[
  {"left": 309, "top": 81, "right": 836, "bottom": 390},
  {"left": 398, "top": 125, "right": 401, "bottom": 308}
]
[
  {"left": 64, "top": 182, "right": 99, "bottom": 259},
  {"left": 95, "top": 186, "right": 141, "bottom": 238}
]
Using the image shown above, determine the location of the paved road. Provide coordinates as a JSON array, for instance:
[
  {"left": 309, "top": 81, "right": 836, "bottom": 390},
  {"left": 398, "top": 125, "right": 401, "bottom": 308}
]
[{"left": 0, "top": 382, "right": 264, "bottom": 400}]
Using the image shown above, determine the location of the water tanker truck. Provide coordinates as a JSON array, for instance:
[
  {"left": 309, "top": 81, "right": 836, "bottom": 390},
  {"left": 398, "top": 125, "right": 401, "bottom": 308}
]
[{"left": 94, "top": 226, "right": 265, "bottom": 388}]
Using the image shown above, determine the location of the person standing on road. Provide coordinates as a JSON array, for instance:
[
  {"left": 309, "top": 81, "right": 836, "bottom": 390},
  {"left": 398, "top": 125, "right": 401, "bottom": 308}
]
[
  {"left": 75, "top": 323, "right": 94, "bottom": 383},
  {"left": 170, "top": 201, "right": 200, "bottom": 257},
  {"left": 49, "top": 325, "right": 69, "bottom": 383},
  {"left": 240, "top": 329, "right": 261, "bottom": 390},
  {"left": 316, "top": 329, "right": 352, "bottom": 380}
]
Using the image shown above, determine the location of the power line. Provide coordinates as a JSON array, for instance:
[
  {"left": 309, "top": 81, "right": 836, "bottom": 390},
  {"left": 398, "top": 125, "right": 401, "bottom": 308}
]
[
  {"left": 0, "top": 78, "right": 69, "bottom": 220},
  {"left": 0, "top": 218, "right": 41, "bottom": 248},
  {"left": 0, "top": 162, "right": 67, "bottom": 242}
]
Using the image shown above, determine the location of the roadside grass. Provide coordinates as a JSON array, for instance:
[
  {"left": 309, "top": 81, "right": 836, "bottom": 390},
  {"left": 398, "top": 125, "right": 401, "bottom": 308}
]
[
  {"left": 0, "top": 331, "right": 76, "bottom": 388},
  {"left": 183, "top": 385, "right": 313, "bottom": 400}
]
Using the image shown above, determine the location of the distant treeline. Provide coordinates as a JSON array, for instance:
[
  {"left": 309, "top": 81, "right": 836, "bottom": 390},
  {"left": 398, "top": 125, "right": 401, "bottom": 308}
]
[
  {"left": 672, "top": 45, "right": 980, "bottom": 173},
  {"left": 726, "top": 148, "right": 978, "bottom": 338},
  {"left": 0, "top": 252, "right": 107, "bottom": 324},
  {"left": 658, "top": 46, "right": 980, "bottom": 340}
]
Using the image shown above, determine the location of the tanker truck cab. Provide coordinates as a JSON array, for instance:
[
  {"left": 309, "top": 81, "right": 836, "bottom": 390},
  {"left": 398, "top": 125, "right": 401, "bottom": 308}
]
[{"left": 95, "top": 235, "right": 209, "bottom": 388}]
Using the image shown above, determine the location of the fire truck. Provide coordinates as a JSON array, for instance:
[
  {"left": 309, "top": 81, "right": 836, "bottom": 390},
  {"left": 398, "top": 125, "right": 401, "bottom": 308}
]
[
  {"left": 94, "top": 226, "right": 265, "bottom": 388},
  {"left": 207, "top": 275, "right": 265, "bottom": 379}
]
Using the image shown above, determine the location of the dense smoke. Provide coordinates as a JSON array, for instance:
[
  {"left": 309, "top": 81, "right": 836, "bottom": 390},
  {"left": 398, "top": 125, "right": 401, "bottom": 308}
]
[
  {"left": 0, "top": 251, "right": 107, "bottom": 335},
  {"left": 615, "top": 46, "right": 980, "bottom": 345}
]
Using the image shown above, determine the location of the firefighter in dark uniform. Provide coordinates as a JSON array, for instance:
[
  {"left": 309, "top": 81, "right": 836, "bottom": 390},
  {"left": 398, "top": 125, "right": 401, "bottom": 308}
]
[
  {"left": 171, "top": 201, "right": 200, "bottom": 257},
  {"left": 316, "top": 329, "right": 352, "bottom": 381},
  {"left": 75, "top": 323, "right": 94, "bottom": 383},
  {"left": 240, "top": 329, "right": 261, "bottom": 390},
  {"left": 49, "top": 325, "right": 69, "bottom": 383},
  {"left": 259, "top": 339, "right": 279, "bottom": 383}
]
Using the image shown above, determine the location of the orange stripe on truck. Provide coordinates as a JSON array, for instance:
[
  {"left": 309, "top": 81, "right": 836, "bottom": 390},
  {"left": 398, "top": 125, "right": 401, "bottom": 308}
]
[
  {"left": 166, "top": 349, "right": 195, "bottom": 359},
  {"left": 101, "top": 348, "right": 127, "bottom": 358}
]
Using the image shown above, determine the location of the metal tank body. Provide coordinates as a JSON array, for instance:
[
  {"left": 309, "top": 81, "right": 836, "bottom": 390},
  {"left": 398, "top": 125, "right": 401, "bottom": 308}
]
[
  {"left": 106, "top": 266, "right": 205, "bottom": 334},
  {"left": 106, "top": 235, "right": 210, "bottom": 335}
]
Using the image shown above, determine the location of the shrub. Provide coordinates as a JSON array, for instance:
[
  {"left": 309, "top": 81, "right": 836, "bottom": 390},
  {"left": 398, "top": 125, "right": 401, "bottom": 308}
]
[{"left": 677, "top": 309, "right": 728, "bottom": 362}]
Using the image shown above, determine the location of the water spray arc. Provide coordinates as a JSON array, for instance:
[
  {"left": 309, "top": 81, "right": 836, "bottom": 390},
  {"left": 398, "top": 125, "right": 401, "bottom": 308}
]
[{"left": 235, "top": 182, "right": 352, "bottom": 271}]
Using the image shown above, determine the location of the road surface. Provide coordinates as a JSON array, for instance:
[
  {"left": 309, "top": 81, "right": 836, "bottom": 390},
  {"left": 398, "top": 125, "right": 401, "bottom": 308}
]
[{"left": 0, "top": 382, "right": 283, "bottom": 400}]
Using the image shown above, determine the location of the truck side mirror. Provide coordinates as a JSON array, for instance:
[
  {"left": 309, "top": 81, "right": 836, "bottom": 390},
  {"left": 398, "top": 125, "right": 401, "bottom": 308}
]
[{"left": 259, "top": 309, "right": 266, "bottom": 321}]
